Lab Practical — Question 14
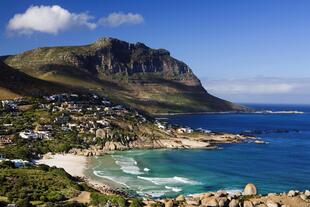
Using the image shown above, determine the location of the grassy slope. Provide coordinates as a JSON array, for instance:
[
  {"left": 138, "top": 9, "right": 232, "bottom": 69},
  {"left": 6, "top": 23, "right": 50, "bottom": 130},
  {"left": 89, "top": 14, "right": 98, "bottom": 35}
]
[{"left": 0, "top": 60, "right": 84, "bottom": 99}]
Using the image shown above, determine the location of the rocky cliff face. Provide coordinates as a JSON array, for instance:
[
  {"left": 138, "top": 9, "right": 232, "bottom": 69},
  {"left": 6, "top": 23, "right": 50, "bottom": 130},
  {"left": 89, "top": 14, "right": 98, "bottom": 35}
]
[
  {"left": 51, "top": 37, "right": 200, "bottom": 85},
  {"left": 2, "top": 37, "right": 246, "bottom": 114}
]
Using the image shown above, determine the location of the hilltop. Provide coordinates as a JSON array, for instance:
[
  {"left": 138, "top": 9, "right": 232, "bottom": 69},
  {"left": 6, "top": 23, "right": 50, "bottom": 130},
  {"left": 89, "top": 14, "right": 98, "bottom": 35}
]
[{"left": 2, "top": 37, "right": 245, "bottom": 114}]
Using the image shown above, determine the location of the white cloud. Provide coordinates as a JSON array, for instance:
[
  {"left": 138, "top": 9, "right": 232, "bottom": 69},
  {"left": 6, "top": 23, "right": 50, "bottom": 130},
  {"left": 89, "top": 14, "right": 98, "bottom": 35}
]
[
  {"left": 7, "top": 5, "right": 96, "bottom": 35},
  {"left": 203, "top": 77, "right": 310, "bottom": 95},
  {"left": 201, "top": 77, "right": 310, "bottom": 104},
  {"left": 98, "top": 12, "right": 144, "bottom": 27}
]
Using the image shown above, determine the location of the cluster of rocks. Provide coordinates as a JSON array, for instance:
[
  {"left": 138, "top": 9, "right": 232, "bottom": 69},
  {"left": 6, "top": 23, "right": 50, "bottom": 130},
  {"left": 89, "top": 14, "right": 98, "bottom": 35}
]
[{"left": 146, "top": 184, "right": 310, "bottom": 207}]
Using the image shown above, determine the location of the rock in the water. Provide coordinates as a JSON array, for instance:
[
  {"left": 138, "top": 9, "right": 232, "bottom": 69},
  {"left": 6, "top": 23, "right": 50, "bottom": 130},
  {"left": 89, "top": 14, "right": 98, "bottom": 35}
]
[
  {"left": 266, "top": 200, "right": 279, "bottom": 207},
  {"left": 164, "top": 200, "right": 173, "bottom": 207},
  {"left": 243, "top": 200, "right": 254, "bottom": 207},
  {"left": 228, "top": 199, "right": 239, "bottom": 207},
  {"left": 243, "top": 183, "right": 257, "bottom": 196},
  {"left": 176, "top": 195, "right": 185, "bottom": 202}
]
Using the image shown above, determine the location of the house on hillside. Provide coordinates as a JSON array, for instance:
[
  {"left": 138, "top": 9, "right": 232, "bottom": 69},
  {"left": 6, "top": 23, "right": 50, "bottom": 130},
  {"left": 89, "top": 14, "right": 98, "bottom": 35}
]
[{"left": 19, "top": 130, "right": 39, "bottom": 139}]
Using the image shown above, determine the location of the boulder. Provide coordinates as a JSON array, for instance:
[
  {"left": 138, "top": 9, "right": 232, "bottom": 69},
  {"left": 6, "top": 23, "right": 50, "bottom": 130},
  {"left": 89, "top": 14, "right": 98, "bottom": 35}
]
[
  {"left": 217, "top": 197, "right": 228, "bottom": 207},
  {"left": 300, "top": 194, "right": 308, "bottom": 201},
  {"left": 228, "top": 199, "right": 239, "bottom": 207},
  {"left": 266, "top": 200, "right": 279, "bottom": 207},
  {"left": 268, "top": 193, "right": 277, "bottom": 197},
  {"left": 305, "top": 190, "right": 310, "bottom": 197},
  {"left": 164, "top": 200, "right": 173, "bottom": 207},
  {"left": 256, "top": 205, "right": 268, "bottom": 207},
  {"left": 243, "top": 201, "right": 254, "bottom": 207},
  {"left": 176, "top": 195, "right": 185, "bottom": 202},
  {"left": 215, "top": 191, "right": 227, "bottom": 198},
  {"left": 204, "top": 198, "right": 218, "bottom": 207},
  {"left": 104, "top": 142, "right": 117, "bottom": 151},
  {"left": 186, "top": 198, "right": 200, "bottom": 206},
  {"left": 243, "top": 183, "right": 257, "bottom": 196},
  {"left": 287, "top": 190, "right": 297, "bottom": 197},
  {"left": 201, "top": 193, "right": 214, "bottom": 199}
]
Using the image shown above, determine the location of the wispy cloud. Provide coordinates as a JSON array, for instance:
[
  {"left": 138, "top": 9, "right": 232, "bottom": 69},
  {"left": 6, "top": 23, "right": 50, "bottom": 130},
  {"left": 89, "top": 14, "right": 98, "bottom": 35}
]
[
  {"left": 7, "top": 5, "right": 144, "bottom": 35},
  {"left": 98, "top": 12, "right": 144, "bottom": 27},
  {"left": 201, "top": 77, "right": 310, "bottom": 103}
]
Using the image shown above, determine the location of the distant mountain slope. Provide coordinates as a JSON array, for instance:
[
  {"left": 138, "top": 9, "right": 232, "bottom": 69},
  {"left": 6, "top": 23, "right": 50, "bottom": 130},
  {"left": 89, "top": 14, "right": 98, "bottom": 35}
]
[
  {"left": 0, "top": 60, "right": 78, "bottom": 99},
  {"left": 2, "top": 37, "right": 245, "bottom": 114}
]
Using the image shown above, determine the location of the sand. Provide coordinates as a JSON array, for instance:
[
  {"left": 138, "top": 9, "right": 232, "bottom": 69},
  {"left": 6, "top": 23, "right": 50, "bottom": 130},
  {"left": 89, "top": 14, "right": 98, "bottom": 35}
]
[
  {"left": 36, "top": 154, "right": 87, "bottom": 177},
  {"left": 36, "top": 153, "right": 112, "bottom": 192}
]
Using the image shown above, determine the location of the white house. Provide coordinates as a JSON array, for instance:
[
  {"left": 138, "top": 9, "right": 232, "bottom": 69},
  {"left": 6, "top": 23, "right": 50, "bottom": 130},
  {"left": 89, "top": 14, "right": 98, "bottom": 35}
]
[
  {"left": 19, "top": 130, "right": 39, "bottom": 139},
  {"left": 10, "top": 159, "right": 30, "bottom": 168}
]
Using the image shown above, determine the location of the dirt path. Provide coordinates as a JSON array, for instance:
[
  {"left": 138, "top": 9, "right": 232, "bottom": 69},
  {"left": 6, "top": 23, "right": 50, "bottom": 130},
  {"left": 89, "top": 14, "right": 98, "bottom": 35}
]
[{"left": 69, "top": 191, "right": 91, "bottom": 204}]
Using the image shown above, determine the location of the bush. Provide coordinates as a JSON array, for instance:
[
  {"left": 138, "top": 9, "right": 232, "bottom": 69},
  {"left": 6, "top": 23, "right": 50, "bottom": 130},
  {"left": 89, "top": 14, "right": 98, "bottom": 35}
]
[
  {"left": 0, "top": 161, "right": 15, "bottom": 169},
  {"left": 129, "top": 198, "right": 144, "bottom": 207},
  {"left": 150, "top": 202, "right": 164, "bottom": 207},
  {"left": 16, "top": 198, "right": 33, "bottom": 207},
  {"left": 90, "top": 193, "right": 126, "bottom": 207},
  {"left": 46, "top": 192, "right": 65, "bottom": 202}
]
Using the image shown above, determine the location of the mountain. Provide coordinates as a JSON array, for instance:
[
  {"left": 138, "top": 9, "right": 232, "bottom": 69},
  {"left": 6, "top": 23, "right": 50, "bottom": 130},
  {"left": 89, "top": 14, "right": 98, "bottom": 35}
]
[
  {"left": 2, "top": 37, "right": 245, "bottom": 114},
  {"left": 0, "top": 60, "right": 79, "bottom": 99}
]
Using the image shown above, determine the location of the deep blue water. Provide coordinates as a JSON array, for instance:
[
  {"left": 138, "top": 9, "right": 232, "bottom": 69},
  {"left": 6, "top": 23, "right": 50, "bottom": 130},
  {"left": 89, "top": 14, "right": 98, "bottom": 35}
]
[{"left": 88, "top": 104, "right": 310, "bottom": 197}]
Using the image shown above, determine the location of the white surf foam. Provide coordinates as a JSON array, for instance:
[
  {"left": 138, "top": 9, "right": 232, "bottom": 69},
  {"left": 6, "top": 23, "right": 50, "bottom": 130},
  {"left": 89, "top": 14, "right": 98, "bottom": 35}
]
[
  {"left": 137, "top": 176, "right": 201, "bottom": 185},
  {"left": 136, "top": 189, "right": 170, "bottom": 197},
  {"left": 93, "top": 170, "right": 130, "bottom": 188},
  {"left": 112, "top": 155, "right": 144, "bottom": 175},
  {"left": 224, "top": 188, "right": 242, "bottom": 195},
  {"left": 255, "top": 110, "right": 304, "bottom": 114},
  {"left": 144, "top": 168, "right": 150, "bottom": 172},
  {"left": 165, "top": 186, "right": 183, "bottom": 192}
]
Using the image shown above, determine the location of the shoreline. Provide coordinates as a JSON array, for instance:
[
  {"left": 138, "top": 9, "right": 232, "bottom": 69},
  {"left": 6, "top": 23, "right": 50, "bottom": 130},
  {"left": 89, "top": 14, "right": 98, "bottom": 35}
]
[
  {"left": 35, "top": 153, "right": 310, "bottom": 207},
  {"left": 36, "top": 153, "right": 114, "bottom": 193},
  {"left": 155, "top": 110, "right": 305, "bottom": 116}
]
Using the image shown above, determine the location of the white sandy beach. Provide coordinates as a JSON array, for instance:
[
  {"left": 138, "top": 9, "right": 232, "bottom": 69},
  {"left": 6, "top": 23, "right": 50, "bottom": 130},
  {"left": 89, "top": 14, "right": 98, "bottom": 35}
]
[
  {"left": 36, "top": 153, "right": 112, "bottom": 192},
  {"left": 36, "top": 154, "right": 87, "bottom": 177}
]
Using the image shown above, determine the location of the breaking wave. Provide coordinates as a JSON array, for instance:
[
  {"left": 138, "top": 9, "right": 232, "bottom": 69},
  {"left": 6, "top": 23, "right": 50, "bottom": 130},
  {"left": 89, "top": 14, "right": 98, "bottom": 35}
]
[
  {"left": 165, "top": 186, "right": 183, "bottom": 192},
  {"left": 93, "top": 170, "right": 130, "bottom": 188},
  {"left": 137, "top": 176, "right": 201, "bottom": 185},
  {"left": 112, "top": 155, "right": 144, "bottom": 175}
]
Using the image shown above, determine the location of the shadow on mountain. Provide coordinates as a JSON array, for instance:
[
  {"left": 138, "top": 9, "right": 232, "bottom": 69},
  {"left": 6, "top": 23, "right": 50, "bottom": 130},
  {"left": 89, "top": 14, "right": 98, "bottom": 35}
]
[{"left": 0, "top": 61, "right": 82, "bottom": 97}]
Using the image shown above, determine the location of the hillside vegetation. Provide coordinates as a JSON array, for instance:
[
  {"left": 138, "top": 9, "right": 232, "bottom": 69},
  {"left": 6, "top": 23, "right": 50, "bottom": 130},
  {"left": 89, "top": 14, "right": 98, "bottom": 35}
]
[{"left": 0, "top": 61, "right": 80, "bottom": 100}]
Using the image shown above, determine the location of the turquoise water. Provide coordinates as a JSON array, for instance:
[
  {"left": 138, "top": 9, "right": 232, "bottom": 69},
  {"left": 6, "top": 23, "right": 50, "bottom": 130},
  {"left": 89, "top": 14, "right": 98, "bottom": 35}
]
[{"left": 87, "top": 104, "right": 310, "bottom": 197}]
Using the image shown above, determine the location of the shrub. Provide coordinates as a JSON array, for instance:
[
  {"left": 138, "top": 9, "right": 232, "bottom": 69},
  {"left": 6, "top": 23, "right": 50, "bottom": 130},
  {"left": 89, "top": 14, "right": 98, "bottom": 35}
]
[
  {"left": 129, "top": 198, "right": 144, "bottom": 207},
  {"left": 90, "top": 193, "right": 126, "bottom": 207}
]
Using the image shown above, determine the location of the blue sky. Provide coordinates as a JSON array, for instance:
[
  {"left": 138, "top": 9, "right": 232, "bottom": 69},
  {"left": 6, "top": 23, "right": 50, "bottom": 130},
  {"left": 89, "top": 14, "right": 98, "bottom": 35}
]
[{"left": 1, "top": 0, "right": 310, "bottom": 104}]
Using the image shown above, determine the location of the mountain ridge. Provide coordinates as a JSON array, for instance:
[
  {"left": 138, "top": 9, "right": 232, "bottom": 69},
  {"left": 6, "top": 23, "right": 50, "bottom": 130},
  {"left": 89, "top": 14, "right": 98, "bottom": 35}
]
[{"left": 1, "top": 37, "right": 246, "bottom": 114}]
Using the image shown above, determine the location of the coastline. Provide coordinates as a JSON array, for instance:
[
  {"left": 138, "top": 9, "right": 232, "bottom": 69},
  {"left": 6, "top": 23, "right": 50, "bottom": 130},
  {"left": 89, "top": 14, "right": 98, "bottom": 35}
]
[
  {"left": 35, "top": 153, "right": 310, "bottom": 207},
  {"left": 36, "top": 153, "right": 113, "bottom": 193}
]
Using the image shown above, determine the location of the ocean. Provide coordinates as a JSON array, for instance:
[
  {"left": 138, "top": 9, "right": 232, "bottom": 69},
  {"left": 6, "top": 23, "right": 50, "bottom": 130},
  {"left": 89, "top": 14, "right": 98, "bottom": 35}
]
[{"left": 85, "top": 104, "right": 310, "bottom": 197}]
